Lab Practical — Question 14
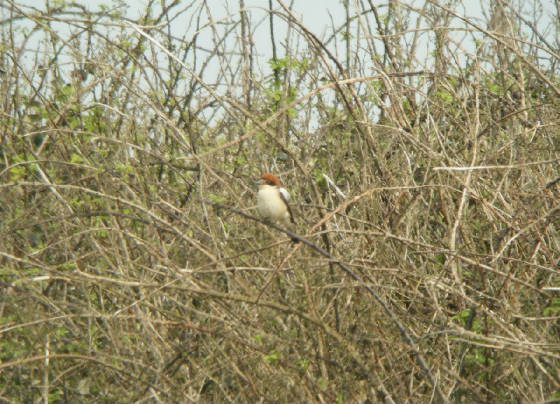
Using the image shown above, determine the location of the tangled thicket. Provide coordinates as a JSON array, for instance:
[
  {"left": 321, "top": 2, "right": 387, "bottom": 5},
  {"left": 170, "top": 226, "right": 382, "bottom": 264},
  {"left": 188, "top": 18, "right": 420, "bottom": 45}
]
[{"left": 1, "top": 0, "right": 559, "bottom": 402}]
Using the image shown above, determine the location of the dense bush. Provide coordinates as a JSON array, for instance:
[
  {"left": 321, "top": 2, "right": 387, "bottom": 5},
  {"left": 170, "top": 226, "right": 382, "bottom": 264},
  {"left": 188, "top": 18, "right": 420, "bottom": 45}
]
[{"left": 1, "top": 1, "right": 559, "bottom": 402}]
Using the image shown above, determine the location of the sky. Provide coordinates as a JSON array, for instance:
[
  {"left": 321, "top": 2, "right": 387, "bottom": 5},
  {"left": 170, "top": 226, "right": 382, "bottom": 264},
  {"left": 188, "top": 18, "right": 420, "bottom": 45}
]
[
  {"left": 8, "top": 0, "right": 557, "bottom": 105},
  {"left": 12, "top": 0, "right": 556, "bottom": 73},
  {"left": 7, "top": 0, "right": 557, "bottom": 137}
]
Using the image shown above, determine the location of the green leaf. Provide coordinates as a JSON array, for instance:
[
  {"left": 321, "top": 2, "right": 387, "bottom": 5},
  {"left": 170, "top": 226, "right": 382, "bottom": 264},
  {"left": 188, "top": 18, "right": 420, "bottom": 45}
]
[
  {"left": 297, "top": 359, "right": 309, "bottom": 370},
  {"left": 543, "top": 298, "right": 560, "bottom": 316},
  {"left": 55, "top": 327, "right": 69, "bottom": 337},
  {"left": 70, "top": 153, "right": 83, "bottom": 164},
  {"left": 8, "top": 165, "right": 25, "bottom": 181},
  {"left": 263, "top": 350, "right": 280, "bottom": 364},
  {"left": 336, "top": 392, "right": 344, "bottom": 404},
  {"left": 208, "top": 194, "right": 227, "bottom": 204}
]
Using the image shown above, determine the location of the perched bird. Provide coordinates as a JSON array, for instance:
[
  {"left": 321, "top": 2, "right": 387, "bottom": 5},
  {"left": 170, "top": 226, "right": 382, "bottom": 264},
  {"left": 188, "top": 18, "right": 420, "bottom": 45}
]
[{"left": 257, "top": 173, "right": 297, "bottom": 241}]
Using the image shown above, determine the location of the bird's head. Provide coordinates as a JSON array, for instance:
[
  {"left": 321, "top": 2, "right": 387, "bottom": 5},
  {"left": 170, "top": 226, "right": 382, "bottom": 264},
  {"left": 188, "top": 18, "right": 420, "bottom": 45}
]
[{"left": 260, "top": 172, "right": 282, "bottom": 187}]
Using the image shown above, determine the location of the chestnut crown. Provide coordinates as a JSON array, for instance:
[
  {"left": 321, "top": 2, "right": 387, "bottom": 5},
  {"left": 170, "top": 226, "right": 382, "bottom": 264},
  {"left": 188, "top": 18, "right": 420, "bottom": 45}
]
[{"left": 260, "top": 173, "right": 282, "bottom": 187}]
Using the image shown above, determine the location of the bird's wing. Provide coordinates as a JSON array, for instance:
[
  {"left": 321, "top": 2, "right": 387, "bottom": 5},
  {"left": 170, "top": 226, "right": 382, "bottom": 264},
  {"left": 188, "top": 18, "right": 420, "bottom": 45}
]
[
  {"left": 278, "top": 187, "right": 290, "bottom": 202},
  {"left": 279, "top": 187, "right": 295, "bottom": 224}
]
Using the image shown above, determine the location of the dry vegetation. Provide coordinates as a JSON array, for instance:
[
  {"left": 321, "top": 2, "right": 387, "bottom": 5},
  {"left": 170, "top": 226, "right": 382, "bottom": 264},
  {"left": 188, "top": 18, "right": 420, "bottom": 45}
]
[{"left": 1, "top": 0, "right": 560, "bottom": 402}]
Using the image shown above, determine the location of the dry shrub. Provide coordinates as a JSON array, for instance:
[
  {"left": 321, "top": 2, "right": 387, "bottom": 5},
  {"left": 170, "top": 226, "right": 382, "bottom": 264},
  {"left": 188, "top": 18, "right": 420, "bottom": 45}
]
[{"left": 1, "top": 1, "right": 559, "bottom": 402}]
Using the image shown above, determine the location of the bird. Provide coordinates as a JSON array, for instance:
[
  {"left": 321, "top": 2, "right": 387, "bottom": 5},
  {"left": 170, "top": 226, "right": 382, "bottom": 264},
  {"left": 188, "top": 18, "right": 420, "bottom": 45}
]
[{"left": 257, "top": 172, "right": 298, "bottom": 241}]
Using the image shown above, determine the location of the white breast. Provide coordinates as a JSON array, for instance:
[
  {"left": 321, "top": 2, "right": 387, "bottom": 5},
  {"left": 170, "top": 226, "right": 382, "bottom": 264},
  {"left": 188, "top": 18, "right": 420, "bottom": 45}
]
[{"left": 257, "top": 185, "right": 290, "bottom": 223}]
